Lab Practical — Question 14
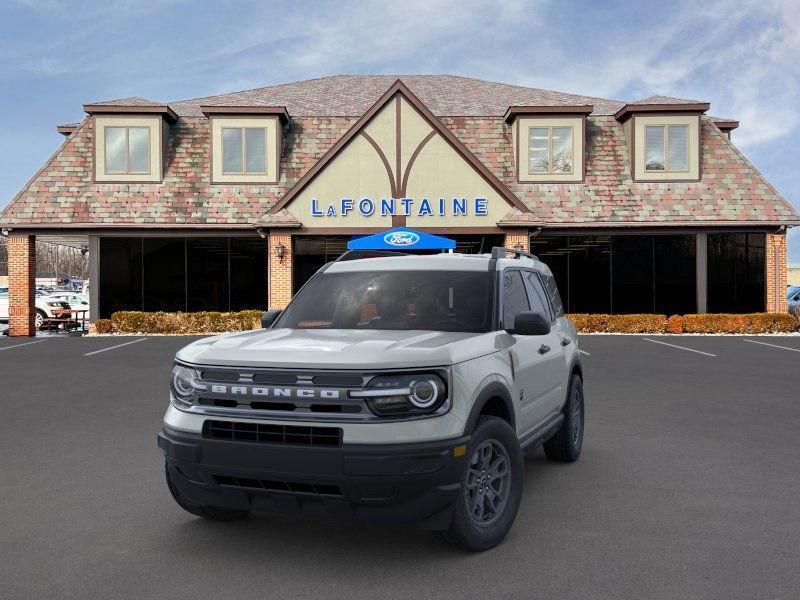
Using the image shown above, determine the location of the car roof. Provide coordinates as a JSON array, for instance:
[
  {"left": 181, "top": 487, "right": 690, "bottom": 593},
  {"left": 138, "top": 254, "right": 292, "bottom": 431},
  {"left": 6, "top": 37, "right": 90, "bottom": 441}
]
[{"left": 324, "top": 252, "right": 546, "bottom": 274}]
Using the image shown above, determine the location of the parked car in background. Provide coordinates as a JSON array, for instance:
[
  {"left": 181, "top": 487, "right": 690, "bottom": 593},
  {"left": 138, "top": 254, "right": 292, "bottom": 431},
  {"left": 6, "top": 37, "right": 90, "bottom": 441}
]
[
  {"left": 0, "top": 287, "right": 71, "bottom": 328},
  {"left": 788, "top": 286, "right": 800, "bottom": 315},
  {"left": 0, "top": 286, "right": 8, "bottom": 322},
  {"left": 46, "top": 292, "right": 90, "bottom": 320}
]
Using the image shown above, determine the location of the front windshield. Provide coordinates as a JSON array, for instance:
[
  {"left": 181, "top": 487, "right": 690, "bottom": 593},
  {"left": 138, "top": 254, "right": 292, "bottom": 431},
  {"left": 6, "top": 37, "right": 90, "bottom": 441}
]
[{"left": 275, "top": 270, "right": 492, "bottom": 332}]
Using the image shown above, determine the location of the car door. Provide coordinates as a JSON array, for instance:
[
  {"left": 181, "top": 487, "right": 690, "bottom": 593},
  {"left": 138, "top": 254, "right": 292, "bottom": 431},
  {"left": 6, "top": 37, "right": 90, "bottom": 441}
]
[
  {"left": 500, "top": 269, "right": 563, "bottom": 436},
  {"left": 523, "top": 270, "right": 569, "bottom": 414}
]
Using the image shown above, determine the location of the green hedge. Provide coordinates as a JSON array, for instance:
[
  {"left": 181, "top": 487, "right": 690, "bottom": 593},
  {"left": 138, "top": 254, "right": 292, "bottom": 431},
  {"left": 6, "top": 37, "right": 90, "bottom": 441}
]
[{"left": 110, "top": 310, "right": 262, "bottom": 334}]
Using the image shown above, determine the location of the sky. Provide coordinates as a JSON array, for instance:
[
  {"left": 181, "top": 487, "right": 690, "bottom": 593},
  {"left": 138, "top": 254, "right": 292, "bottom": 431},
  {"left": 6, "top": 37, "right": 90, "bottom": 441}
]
[{"left": 0, "top": 0, "right": 798, "bottom": 261}]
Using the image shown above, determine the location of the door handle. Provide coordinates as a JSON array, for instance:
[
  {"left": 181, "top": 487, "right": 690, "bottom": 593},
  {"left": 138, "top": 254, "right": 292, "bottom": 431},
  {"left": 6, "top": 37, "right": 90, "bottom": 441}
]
[
  {"left": 560, "top": 337, "right": 571, "bottom": 346},
  {"left": 538, "top": 344, "right": 551, "bottom": 354}
]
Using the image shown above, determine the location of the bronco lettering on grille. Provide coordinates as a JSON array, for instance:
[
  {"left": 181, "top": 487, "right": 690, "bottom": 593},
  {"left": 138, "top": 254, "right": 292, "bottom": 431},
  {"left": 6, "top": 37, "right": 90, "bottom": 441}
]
[{"left": 208, "top": 384, "right": 341, "bottom": 400}]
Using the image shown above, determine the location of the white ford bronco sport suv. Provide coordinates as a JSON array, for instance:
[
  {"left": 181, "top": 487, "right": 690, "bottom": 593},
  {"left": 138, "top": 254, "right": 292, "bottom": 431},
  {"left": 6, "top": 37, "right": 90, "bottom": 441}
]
[{"left": 159, "top": 247, "right": 584, "bottom": 551}]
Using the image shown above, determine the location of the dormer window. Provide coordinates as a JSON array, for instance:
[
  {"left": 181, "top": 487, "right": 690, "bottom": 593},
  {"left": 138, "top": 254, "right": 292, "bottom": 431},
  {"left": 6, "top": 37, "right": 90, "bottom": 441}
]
[
  {"left": 84, "top": 101, "right": 175, "bottom": 183},
  {"left": 201, "top": 106, "right": 289, "bottom": 184},
  {"left": 105, "top": 126, "right": 151, "bottom": 174},
  {"left": 528, "top": 126, "right": 574, "bottom": 174},
  {"left": 644, "top": 124, "right": 688, "bottom": 172},
  {"left": 505, "top": 106, "right": 591, "bottom": 183},
  {"left": 222, "top": 127, "right": 268, "bottom": 174}
]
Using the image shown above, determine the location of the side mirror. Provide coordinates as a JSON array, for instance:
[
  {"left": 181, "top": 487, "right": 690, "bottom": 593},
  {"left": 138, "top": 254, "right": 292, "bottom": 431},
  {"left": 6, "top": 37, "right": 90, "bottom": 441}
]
[
  {"left": 510, "top": 311, "right": 551, "bottom": 336},
  {"left": 261, "top": 309, "right": 282, "bottom": 329}
]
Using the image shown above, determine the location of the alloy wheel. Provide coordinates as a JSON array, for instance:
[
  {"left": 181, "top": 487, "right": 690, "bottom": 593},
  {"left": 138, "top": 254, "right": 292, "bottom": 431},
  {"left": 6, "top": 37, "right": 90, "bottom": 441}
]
[{"left": 465, "top": 439, "right": 511, "bottom": 527}]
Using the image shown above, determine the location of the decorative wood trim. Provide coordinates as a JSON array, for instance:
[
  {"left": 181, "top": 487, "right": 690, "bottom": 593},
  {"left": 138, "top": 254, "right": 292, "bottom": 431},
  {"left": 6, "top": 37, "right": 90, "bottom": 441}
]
[
  {"left": 268, "top": 79, "right": 530, "bottom": 215},
  {"left": 399, "top": 130, "right": 436, "bottom": 197},
  {"left": 504, "top": 104, "right": 593, "bottom": 122},
  {"left": 200, "top": 105, "right": 290, "bottom": 122},
  {"left": 614, "top": 102, "right": 710, "bottom": 122},
  {"left": 360, "top": 131, "right": 398, "bottom": 199},
  {"left": 83, "top": 103, "right": 178, "bottom": 122}
]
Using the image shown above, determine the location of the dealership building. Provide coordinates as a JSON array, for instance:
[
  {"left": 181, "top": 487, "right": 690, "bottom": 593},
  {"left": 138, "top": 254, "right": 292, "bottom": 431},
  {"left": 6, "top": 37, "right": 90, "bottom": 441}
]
[{"left": 1, "top": 75, "right": 797, "bottom": 335}]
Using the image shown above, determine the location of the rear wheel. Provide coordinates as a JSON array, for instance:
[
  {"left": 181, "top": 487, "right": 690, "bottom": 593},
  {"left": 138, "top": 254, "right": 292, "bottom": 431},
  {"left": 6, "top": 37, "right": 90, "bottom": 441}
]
[
  {"left": 165, "top": 464, "right": 250, "bottom": 521},
  {"left": 543, "top": 374, "right": 584, "bottom": 462},
  {"left": 35, "top": 309, "right": 46, "bottom": 330},
  {"left": 438, "top": 416, "right": 523, "bottom": 551}
]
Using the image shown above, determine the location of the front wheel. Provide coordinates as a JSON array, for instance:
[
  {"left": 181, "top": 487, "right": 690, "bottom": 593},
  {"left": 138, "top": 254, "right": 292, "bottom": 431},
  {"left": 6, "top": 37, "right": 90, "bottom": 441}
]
[
  {"left": 438, "top": 416, "right": 523, "bottom": 551},
  {"left": 543, "top": 374, "right": 584, "bottom": 462},
  {"left": 35, "top": 309, "right": 46, "bottom": 330},
  {"left": 165, "top": 464, "right": 250, "bottom": 522}
]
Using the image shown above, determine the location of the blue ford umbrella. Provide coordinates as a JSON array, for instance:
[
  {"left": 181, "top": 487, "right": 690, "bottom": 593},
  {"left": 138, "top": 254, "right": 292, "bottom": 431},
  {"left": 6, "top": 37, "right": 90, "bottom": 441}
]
[{"left": 347, "top": 227, "right": 455, "bottom": 251}]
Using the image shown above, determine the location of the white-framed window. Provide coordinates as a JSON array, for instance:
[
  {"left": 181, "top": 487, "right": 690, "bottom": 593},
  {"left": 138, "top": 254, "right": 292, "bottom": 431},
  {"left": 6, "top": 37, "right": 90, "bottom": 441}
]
[
  {"left": 528, "top": 126, "right": 574, "bottom": 175},
  {"left": 104, "top": 126, "right": 151, "bottom": 175},
  {"left": 644, "top": 124, "right": 689, "bottom": 172},
  {"left": 221, "top": 127, "right": 268, "bottom": 174}
]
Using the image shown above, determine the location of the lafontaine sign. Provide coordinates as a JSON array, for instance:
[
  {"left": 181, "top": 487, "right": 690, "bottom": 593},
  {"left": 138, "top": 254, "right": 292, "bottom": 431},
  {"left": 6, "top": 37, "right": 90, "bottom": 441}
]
[{"left": 310, "top": 196, "right": 488, "bottom": 218}]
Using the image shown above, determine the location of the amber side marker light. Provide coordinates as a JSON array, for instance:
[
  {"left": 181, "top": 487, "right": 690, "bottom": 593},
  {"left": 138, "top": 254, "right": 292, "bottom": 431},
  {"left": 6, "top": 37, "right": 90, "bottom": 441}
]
[{"left": 453, "top": 445, "right": 467, "bottom": 457}]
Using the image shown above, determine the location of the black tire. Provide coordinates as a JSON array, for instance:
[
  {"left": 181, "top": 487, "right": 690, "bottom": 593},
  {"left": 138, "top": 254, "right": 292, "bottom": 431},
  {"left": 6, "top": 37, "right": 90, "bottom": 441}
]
[
  {"left": 438, "top": 416, "right": 523, "bottom": 551},
  {"left": 165, "top": 463, "right": 250, "bottom": 522},
  {"left": 35, "top": 309, "right": 46, "bottom": 330},
  {"left": 543, "top": 374, "right": 584, "bottom": 462}
]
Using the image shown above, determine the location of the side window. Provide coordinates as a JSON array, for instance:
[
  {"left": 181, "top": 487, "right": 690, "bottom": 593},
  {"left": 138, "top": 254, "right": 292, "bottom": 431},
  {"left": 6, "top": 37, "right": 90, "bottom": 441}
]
[
  {"left": 522, "top": 271, "right": 551, "bottom": 320},
  {"left": 541, "top": 273, "right": 565, "bottom": 318},
  {"left": 502, "top": 270, "right": 531, "bottom": 330}
]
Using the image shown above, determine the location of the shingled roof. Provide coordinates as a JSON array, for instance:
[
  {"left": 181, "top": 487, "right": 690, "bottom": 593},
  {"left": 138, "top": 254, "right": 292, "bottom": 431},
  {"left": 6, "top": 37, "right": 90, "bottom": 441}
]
[
  {"left": 168, "top": 74, "right": 626, "bottom": 117},
  {"left": 1, "top": 75, "right": 797, "bottom": 229}
]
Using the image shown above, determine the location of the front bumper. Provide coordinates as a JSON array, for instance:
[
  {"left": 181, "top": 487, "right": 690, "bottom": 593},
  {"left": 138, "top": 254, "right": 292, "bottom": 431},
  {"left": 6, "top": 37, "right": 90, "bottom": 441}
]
[{"left": 158, "top": 426, "right": 470, "bottom": 530}]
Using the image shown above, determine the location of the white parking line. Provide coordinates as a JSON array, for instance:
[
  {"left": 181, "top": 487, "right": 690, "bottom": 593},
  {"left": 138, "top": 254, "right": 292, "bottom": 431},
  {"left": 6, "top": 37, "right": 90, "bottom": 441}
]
[
  {"left": 0, "top": 339, "right": 49, "bottom": 352},
  {"left": 641, "top": 337, "right": 717, "bottom": 357},
  {"left": 743, "top": 339, "right": 800, "bottom": 353},
  {"left": 579, "top": 349, "right": 591, "bottom": 356},
  {"left": 84, "top": 338, "right": 147, "bottom": 356}
]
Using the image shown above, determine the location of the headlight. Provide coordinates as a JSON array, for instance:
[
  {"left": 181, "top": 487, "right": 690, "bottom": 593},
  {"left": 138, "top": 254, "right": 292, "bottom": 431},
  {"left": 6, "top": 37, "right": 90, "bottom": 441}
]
[
  {"left": 170, "top": 364, "right": 202, "bottom": 407},
  {"left": 352, "top": 372, "right": 448, "bottom": 417}
]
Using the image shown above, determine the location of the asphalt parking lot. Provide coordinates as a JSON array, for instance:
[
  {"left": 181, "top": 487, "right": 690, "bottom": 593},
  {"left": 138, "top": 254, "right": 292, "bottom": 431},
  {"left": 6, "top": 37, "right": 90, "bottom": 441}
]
[{"left": 1, "top": 334, "right": 799, "bottom": 600}]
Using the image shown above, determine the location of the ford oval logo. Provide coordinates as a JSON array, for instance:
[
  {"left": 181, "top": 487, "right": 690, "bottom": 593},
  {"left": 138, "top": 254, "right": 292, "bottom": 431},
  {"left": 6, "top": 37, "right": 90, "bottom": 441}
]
[{"left": 383, "top": 231, "right": 420, "bottom": 247}]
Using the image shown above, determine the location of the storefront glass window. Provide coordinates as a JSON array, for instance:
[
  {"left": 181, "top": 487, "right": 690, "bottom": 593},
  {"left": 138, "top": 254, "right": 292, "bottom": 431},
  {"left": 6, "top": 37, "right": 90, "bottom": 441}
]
[
  {"left": 533, "top": 234, "right": 697, "bottom": 315},
  {"left": 708, "top": 233, "right": 765, "bottom": 312},
  {"left": 98, "top": 237, "right": 267, "bottom": 317}
]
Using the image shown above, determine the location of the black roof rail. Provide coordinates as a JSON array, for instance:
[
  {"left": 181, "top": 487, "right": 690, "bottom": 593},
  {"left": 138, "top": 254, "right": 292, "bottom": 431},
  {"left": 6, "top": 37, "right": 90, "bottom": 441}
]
[
  {"left": 490, "top": 247, "right": 539, "bottom": 261},
  {"left": 334, "top": 249, "right": 411, "bottom": 262}
]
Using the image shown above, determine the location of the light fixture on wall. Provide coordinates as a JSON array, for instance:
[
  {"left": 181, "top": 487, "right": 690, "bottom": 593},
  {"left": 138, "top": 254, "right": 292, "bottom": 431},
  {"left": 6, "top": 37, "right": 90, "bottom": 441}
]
[
  {"left": 275, "top": 243, "right": 286, "bottom": 264},
  {"left": 256, "top": 228, "right": 267, "bottom": 239}
]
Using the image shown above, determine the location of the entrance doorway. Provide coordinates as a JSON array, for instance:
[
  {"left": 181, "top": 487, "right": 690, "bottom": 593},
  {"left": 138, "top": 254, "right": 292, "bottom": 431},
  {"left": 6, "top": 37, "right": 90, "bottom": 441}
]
[{"left": 292, "top": 233, "right": 503, "bottom": 292}]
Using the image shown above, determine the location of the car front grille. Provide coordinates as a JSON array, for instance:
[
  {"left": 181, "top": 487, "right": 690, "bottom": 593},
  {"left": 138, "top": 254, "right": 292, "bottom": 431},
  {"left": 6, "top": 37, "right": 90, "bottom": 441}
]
[
  {"left": 203, "top": 420, "right": 343, "bottom": 447},
  {"left": 213, "top": 475, "right": 343, "bottom": 497}
]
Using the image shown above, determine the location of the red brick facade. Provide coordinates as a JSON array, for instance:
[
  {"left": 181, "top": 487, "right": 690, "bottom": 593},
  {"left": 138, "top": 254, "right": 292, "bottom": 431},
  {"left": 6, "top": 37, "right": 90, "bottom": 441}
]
[
  {"left": 268, "top": 232, "right": 294, "bottom": 309},
  {"left": 765, "top": 233, "right": 788, "bottom": 313},
  {"left": 7, "top": 234, "right": 36, "bottom": 336},
  {"left": 503, "top": 230, "right": 530, "bottom": 253}
]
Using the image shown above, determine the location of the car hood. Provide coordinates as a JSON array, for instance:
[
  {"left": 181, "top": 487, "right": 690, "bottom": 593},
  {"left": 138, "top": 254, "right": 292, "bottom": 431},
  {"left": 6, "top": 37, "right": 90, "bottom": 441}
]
[{"left": 176, "top": 328, "right": 501, "bottom": 370}]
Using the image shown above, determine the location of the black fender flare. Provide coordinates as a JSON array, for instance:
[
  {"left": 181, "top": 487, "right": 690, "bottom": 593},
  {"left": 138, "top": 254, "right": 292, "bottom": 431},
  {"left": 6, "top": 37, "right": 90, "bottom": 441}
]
[{"left": 464, "top": 381, "right": 516, "bottom": 434}]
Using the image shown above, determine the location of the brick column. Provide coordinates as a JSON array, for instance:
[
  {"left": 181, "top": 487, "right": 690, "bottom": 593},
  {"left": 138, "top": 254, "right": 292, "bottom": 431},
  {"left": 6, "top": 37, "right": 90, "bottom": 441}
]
[
  {"left": 765, "top": 232, "right": 788, "bottom": 312},
  {"left": 503, "top": 229, "right": 530, "bottom": 252},
  {"left": 268, "top": 231, "right": 293, "bottom": 309},
  {"left": 8, "top": 234, "right": 36, "bottom": 336}
]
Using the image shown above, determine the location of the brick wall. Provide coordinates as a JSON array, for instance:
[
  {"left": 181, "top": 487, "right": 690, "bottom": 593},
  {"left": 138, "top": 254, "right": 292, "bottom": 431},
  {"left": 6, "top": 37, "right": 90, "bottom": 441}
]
[
  {"left": 503, "top": 229, "right": 530, "bottom": 253},
  {"left": 765, "top": 232, "right": 788, "bottom": 313},
  {"left": 268, "top": 232, "right": 293, "bottom": 309},
  {"left": 8, "top": 234, "right": 36, "bottom": 336}
]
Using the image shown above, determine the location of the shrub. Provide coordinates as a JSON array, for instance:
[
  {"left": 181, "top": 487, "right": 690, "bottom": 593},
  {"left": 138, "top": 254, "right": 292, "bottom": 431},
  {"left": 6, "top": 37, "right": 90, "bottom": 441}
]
[
  {"left": 680, "top": 313, "right": 797, "bottom": 334},
  {"left": 94, "top": 319, "right": 113, "bottom": 334},
  {"left": 665, "top": 314, "right": 683, "bottom": 334},
  {"left": 568, "top": 312, "right": 798, "bottom": 334},
  {"left": 567, "top": 314, "right": 667, "bottom": 333},
  {"left": 111, "top": 310, "right": 263, "bottom": 334}
]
